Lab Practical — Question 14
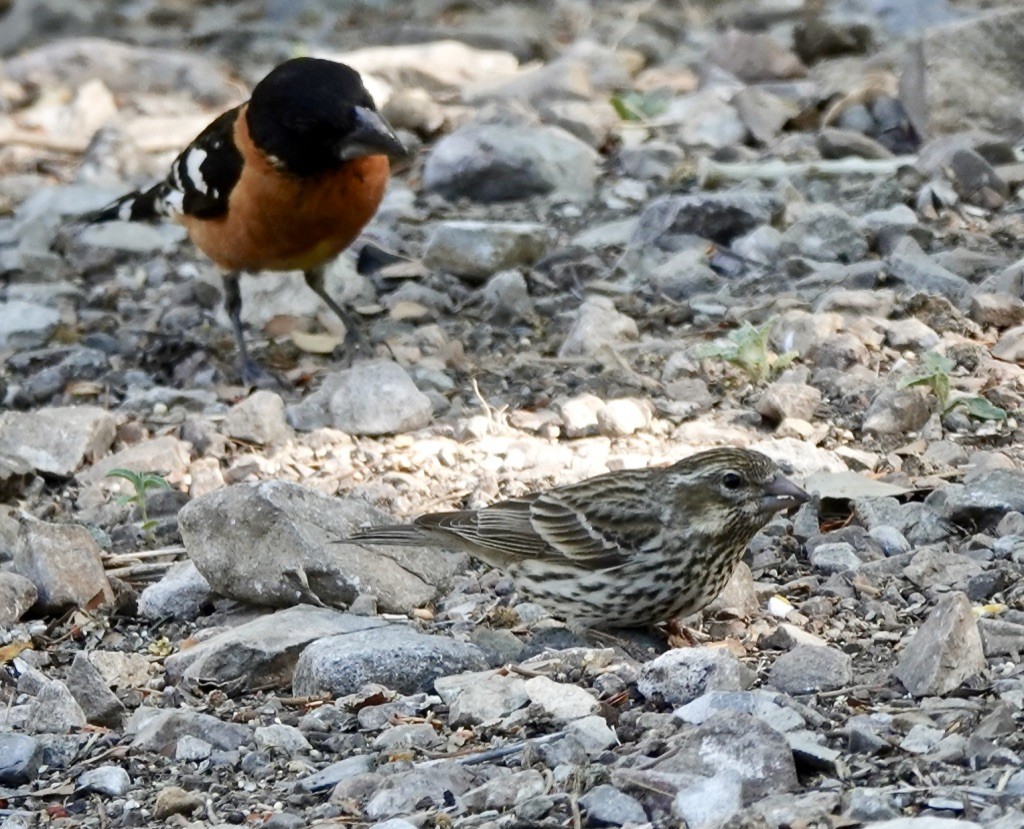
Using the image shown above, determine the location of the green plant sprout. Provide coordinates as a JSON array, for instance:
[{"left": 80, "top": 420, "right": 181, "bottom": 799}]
[
  {"left": 696, "top": 320, "right": 798, "bottom": 384},
  {"left": 610, "top": 90, "right": 668, "bottom": 122},
  {"left": 898, "top": 351, "right": 1006, "bottom": 421},
  {"left": 106, "top": 468, "right": 172, "bottom": 541}
]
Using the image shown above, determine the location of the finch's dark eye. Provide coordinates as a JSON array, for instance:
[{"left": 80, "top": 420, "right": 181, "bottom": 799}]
[{"left": 722, "top": 471, "right": 744, "bottom": 490}]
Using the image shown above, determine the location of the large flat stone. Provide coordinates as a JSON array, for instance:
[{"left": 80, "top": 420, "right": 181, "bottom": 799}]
[
  {"left": 178, "top": 480, "right": 466, "bottom": 614},
  {"left": 164, "top": 605, "right": 385, "bottom": 691}
]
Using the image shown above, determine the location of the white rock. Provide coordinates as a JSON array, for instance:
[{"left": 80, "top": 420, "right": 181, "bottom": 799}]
[{"left": 523, "top": 675, "right": 599, "bottom": 722}]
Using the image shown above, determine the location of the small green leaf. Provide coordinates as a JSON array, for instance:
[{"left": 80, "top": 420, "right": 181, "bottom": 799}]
[
  {"left": 139, "top": 475, "right": 172, "bottom": 494},
  {"left": 106, "top": 468, "right": 145, "bottom": 489},
  {"left": 954, "top": 396, "right": 1008, "bottom": 421},
  {"left": 609, "top": 90, "right": 668, "bottom": 122}
]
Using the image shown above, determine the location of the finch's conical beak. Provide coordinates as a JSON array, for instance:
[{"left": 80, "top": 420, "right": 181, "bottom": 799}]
[{"left": 761, "top": 474, "right": 809, "bottom": 515}]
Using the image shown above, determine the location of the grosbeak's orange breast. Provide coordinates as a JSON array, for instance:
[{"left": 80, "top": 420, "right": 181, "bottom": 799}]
[{"left": 180, "top": 105, "right": 390, "bottom": 272}]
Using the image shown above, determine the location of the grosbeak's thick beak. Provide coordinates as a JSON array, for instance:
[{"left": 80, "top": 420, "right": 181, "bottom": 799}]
[{"left": 338, "top": 106, "right": 407, "bottom": 161}]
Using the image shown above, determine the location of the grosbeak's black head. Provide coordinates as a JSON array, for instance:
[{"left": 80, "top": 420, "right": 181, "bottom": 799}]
[{"left": 246, "top": 57, "right": 406, "bottom": 177}]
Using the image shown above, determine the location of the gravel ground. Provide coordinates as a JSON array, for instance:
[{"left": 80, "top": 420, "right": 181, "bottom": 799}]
[{"left": 4, "top": 1, "right": 1024, "bottom": 827}]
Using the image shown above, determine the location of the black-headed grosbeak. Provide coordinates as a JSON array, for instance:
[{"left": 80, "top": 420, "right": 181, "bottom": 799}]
[{"left": 86, "top": 57, "right": 406, "bottom": 385}]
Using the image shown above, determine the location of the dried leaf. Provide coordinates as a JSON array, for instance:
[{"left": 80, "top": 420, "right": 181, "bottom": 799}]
[{"left": 0, "top": 640, "right": 32, "bottom": 664}]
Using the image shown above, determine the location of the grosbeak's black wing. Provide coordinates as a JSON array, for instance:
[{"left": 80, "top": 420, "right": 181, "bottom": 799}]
[{"left": 85, "top": 107, "right": 244, "bottom": 223}]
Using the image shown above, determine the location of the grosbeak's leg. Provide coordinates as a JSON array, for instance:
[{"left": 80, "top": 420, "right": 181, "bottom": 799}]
[
  {"left": 304, "top": 265, "right": 361, "bottom": 350},
  {"left": 222, "top": 275, "right": 284, "bottom": 388}
]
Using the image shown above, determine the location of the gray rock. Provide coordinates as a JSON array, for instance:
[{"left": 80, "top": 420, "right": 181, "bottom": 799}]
[
  {"left": 732, "top": 224, "right": 784, "bottom": 265},
  {"left": 860, "top": 205, "right": 919, "bottom": 235},
  {"left": 809, "top": 332, "right": 870, "bottom": 371},
  {"left": 128, "top": 707, "right": 251, "bottom": 753},
  {"left": 26, "top": 680, "right": 87, "bottom": 733},
  {"left": 846, "top": 787, "right": 901, "bottom": 821},
  {"left": 969, "top": 292, "right": 1024, "bottom": 328},
  {"left": 222, "top": 391, "right": 292, "bottom": 446},
  {"left": 894, "top": 591, "right": 986, "bottom": 696},
  {"left": 781, "top": 204, "right": 868, "bottom": 263},
  {"left": 705, "top": 29, "right": 806, "bottom": 82},
  {"left": 902, "top": 547, "right": 983, "bottom": 591},
  {"left": 0, "top": 299, "right": 60, "bottom": 348},
  {"left": 734, "top": 87, "right": 800, "bottom": 144},
  {"left": 650, "top": 712, "right": 798, "bottom": 800},
  {"left": 756, "top": 382, "right": 822, "bottom": 425},
  {"left": 4, "top": 38, "right": 240, "bottom": 104},
  {"left": 579, "top": 784, "right": 647, "bottom": 826},
  {"left": 978, "top": 618, "right": 1024, "bottom": 657},
  {"left": 567, "top": 715, "right": 617, "bottom": 754},
  {"left": 434, "top": 670, "right": 529, "bottom": 726},
  {"left": 901, "top": 8, "right": 1024, "bottom": 138},
  {"left": 768, "top": 645, "right": 853, "bottom": 694},
  {"left": 424, "top": 220, "right": 553, "bottom": 281},
  {"left": 900, "top": 723, "right": 944, "bottom": 754},
  {"left": 78, "top": 765, "right": 130, "bottom": 797},
  {"left": 663, "top": 90, "right": 747, "bottom": 149},
  {"left": 885, "top": 318, "right": 940, "bottom": 351},
  {"left": 76, "top": 436, "right": 190, "bottom": 490},
  {"left": 423, "top": 122, "right": 597, "bottom": 203},
  {"left": 869, "top": 526, "right": 912, "bottom": 555},
  {"left": 675, "top": 690, "right": 805, "bottom": 733},
  {"left": 69, "top": 652, "right": 125, "bottom": 728},
  {"left": 863, "top": 819, "right": 981, "bottom": 829},
  {"left": 138, "top": 560, "right": 212, "bottom": 621},
  {"left": 0, "top": 734, "right": 42, "bottom": 784},
  {"left": 771, "top": 310, "right": 843, "bottom": 357},
  {"left": 637, "top": 647, "right": 744, "bottom": 707},
  {"left": 327, "top": 360, "right": 432, "bottom": 436},
  {"left": 631, "top": 191, "right": 783, "bottom": 247},
  {"left": 293, "top": 626, "right": 488, "bottom": 696},
  {"left": 942, "top": 470, "right": 1024, "bottom": 528},
  {"left": 363, "top": 764, "right": 476, "bottom": 819},
  {"left": 0, "top": 406, "right": 115, "bottom": 477},
  {"left": 461, "top": 769, "right": 546, "bottom": 811},
  {"left": 0, "top": 572, "right": 38, "bottom": 626},
  {"left": 524, "top": 675, "right": 599, "bottom": 722},
  {"left": 787, "top": 730, "right": 842, "bottom": 771},
  {"left": 296, "top": 755, "right": 375, "bottom": 793},
  {"left": 854, "top": 497, "right": 949, "bottom": 545},
  {"left": 372, "top": 723, "right": 442, "bottom": 752},
  {"left": 885, "top": 237, "right": 969, "bottom": 300},
  {"left": 175, "top": 735, "right": 213, "bottom": 762},
  {"left": 482, "top": 270, "right": 534, "bottom": 322},
  {"left": 78, "top": 221, "right": 185, "bottom": 253},
  {"left": 164, "top": 606, "right": 384, "bottom": 691},
  {"left": 179, "top": 480, "right": 466, "bottom": 614},
  {"left": 809, "top": 542, "right": 863, "bottom": 574},
  {"left": 672, "top": 772, "right": 743, "bottom": 829},
  {"left": 11, "top": 516, "right": 114, "bottom": 613},
  {"left": 618, "top": 141, "right": 684, "bottom": 180},
  {"left": 862, "top": 387, "right": 932, "bottom": 437},
  {"left": 254, "top": 724, "right": 311, "bottom": 754},
  {"left": 558, "top": 297, "right": 638, "bottom": 358}
]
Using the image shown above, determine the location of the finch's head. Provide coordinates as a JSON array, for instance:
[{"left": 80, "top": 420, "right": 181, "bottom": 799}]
[
  {"left": 247, "top": 57, "right": 406, "bottom": 177},
  {"left": 666, "top": 448, "right": 808, "bottom": 536}
]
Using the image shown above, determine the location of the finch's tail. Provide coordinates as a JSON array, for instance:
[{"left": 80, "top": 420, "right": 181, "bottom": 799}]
[
  {"left": 344, "top": 525, "right": 432, "bottom": 546},
  {"left": 82, "top": 182, "right": 177, "bottom": 224}
]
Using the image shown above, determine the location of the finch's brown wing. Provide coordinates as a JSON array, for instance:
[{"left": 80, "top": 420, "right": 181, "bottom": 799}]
[
  {"left": 525, "top": 473, "right": 667, "bottom": 569},
  {"left": 419, "top": 471, "right": 667, "bottom": 571}
]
